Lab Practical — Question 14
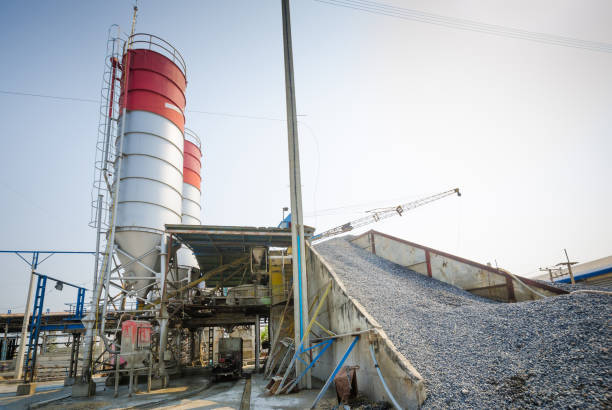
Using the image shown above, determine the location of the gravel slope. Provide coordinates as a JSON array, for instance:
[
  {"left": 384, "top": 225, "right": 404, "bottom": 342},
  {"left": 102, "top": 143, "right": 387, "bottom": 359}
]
[{"left": 315, "top": 238, "right": 612, "bottom": 409}]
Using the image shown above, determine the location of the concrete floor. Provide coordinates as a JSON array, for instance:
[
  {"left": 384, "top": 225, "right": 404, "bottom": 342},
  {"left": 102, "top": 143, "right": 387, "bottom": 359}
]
[
  {"left": 249, "top": 374, "right": 337, "bottom": 410},
  {"left": 153, "top": 374, "right": 337, "bottom": 409},
  {"left": 154, "top": 378, "right": 245, "bottom": 409},
  {"left": 0, "top": 379, "right": 71, "bottom": 410},
  {"left": 0, "top": 373, "right": 338, "bottom": 409}
]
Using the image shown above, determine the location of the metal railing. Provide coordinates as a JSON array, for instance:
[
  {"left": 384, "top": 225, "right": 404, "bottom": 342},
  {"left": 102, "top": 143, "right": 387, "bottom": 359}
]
[
  {"left": 184, "top": 128, "right": 202, "bottom": 150},
  {"left": 129, "top": 33, "right": 187, "bottom": 78}
]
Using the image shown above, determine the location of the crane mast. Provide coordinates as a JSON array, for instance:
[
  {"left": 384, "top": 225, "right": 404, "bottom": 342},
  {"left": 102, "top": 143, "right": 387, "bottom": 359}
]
[{"left": 311, "top": 188, "right": 461, "bottom": 242}]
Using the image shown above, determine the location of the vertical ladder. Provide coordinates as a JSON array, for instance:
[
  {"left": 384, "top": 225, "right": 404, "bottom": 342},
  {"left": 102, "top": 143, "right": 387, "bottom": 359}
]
[{"left": 24, "top": 275, "right": 47, "bottom": 382}]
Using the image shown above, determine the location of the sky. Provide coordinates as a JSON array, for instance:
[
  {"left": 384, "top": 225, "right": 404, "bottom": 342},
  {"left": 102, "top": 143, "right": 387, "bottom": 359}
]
[{"left": 0, "top": 0, "right": 610, "bottom": 311}]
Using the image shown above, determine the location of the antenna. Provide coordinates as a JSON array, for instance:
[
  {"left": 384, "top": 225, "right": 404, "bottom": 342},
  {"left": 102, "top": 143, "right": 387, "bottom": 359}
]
[{"left": 130, "top": 3, "right": 138, "bottom": 38}]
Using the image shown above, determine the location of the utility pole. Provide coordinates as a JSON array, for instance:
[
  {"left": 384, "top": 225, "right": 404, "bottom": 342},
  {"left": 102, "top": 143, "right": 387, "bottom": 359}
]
[
  {"left": 15, "top": 253, "right": 39, "bottom": 381},
  {"left": 563, "top": 248, "right": 577, "bottom": 285},
  {"left": 281, "top": 0, "right": 311, "bottom": 389},
  {"left": 539, "top": 267, "right": 556, "bottom": 283}
]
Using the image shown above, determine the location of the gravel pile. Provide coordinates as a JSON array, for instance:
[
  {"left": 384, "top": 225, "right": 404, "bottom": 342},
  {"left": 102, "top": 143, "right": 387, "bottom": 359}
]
[{"left": 315, "top": 238, "right": 612, "bottom": 409}]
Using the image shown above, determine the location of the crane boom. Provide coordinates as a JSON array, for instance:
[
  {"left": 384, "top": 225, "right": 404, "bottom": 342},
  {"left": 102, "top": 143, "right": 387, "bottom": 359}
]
[{"left": 311, "top": 188, "right": 461, "bottom": 242}]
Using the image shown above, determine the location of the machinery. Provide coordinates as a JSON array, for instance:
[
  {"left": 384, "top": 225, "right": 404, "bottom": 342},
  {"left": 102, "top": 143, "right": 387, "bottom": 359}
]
[
  {"left": 213, "top": 337, "right": 243, "bottom": 381},
  {"left": 311, "top": 188, "right": 461, "bottom": 242}
]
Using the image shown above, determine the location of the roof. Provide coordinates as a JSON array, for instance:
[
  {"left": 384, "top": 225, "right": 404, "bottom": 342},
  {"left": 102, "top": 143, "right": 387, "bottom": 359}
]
[
  {"left": 165, "top": 224, "right": 313, "bottom": 287},
  {"left": 0, "top": 312, "right": 81, "bottom": 333},
  {"left": 532, "top": 254, "right": 612, "bottom": 283}
]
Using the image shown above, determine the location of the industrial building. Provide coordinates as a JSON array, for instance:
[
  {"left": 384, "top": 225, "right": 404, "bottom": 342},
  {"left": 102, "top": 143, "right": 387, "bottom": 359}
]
[
  {"left": 534, "top": 255, "right": 612, "bottom": 288},
  {"left": 0, "top": 2, "right": 610, "bottom": 410}
]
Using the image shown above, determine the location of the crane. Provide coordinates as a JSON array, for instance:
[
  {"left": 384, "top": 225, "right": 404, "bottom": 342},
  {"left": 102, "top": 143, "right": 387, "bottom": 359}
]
[{"left": 311, "top": 188, "right": 461, "bottom": 242}]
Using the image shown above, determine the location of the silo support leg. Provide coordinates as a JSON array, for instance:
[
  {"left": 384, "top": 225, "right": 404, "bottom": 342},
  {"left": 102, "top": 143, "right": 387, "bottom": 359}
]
[{"left": 156, "top": 234, "right": 170, "bottom": 389}]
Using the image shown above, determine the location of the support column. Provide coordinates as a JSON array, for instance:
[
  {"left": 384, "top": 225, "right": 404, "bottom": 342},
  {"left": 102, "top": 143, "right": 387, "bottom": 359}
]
[
  {"left": 176, "top": 330, "right": 182, "bottom": 369},
  {"left": 157, "top": 234, "right": 170, "bottom": 386},
  {"left": 15, "top": 253, "right": 38, "bottom": 381},
  {"left": 41, "top": 332, "right": 47, "bottom": 355},
  {"left": 281, "top": 0, "right": 311, "bottom": 390},
  {"left": 2, "top": 322, "right": 8, "bottom": 361},
  {"left": 189, "top": 331, "right": 195, "bottom": 364},
  {"left": 255, "top": 315, "right": 260, "bottom": 372}
]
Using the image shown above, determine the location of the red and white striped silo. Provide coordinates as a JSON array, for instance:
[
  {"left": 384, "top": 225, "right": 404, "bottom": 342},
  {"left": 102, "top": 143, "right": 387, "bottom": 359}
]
[
  {"left": 182, "top": 129, "right": 202, "bottom": 225},
  {"left": 176, "top": 129, "right": 202, "bottom": 271},
  {"left": 115, "top": 34, "right": 188, "bottom": 299}
]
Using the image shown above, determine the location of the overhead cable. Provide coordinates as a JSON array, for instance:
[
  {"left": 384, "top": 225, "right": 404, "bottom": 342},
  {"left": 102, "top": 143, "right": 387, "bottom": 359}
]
[
  {"left": 0, "top": 90, "right": 288, "bottom": 122},
  {"left": 314, "top": 0, "right": 612, "bottom": 53}
]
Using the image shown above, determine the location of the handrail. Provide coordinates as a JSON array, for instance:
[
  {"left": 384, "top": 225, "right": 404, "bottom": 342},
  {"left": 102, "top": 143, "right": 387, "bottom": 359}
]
[
  {"left": 184, "top": 128, "right": 202, "bottom": 150},
  {"left": 128, "top": 33, "right": 187, "bottom": 78}
]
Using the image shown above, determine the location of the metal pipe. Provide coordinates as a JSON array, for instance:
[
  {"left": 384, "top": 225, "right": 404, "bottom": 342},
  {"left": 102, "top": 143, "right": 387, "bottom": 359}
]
[
  {"left": 310, "top": 335, "right": 360, "bottom": 409},
  {"left": 369, "top": 344, "right": 402, "bottom": 410},
  {"left": 93, "top": 195, "right": 103, "bottom": 289}
]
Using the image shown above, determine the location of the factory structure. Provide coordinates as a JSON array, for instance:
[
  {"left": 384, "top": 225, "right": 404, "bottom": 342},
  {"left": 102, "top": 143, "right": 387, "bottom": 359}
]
[
  {"left": 534, "top": 255, "right": 612, "bottom": 287},
  {"left": 0, "top": 5, "right": 610, "bottom": 410}
]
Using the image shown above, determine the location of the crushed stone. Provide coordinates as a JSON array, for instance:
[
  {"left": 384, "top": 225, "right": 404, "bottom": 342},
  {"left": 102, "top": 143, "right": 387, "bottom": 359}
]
[{"left": 315, "top": 238, "right": 612, "bottom": 409}]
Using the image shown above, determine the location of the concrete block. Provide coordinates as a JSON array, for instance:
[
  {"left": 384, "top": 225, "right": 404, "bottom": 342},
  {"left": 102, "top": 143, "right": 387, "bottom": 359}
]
[
  {"left": 149, "top": 376, "right": 168, "bottom": 390},
  {"left": 16, "top": 383, "right": 36, "bottom": 396},
  {"left": 71, "top": 380, "right": 96, "bottom": 397}
]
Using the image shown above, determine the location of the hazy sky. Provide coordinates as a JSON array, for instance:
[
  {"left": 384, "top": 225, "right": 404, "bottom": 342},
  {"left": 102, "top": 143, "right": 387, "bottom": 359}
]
[{"left": 0, "top": 0, "right": 610, "bottom": 311}]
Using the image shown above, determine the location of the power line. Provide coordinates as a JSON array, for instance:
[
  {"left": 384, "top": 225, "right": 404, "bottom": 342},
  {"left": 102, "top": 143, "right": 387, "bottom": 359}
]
[
  {"left": 313, "top": 0, "right": 612, "bottom": 53},
  {"left": 0, "top": 89, "right": 286, "bottom": 121},
  {"left": 0, "top": 90, "right": 98, "bottom": 103},
  {"left": 188, "top": 109, "right": 283, "bottom": 121}
]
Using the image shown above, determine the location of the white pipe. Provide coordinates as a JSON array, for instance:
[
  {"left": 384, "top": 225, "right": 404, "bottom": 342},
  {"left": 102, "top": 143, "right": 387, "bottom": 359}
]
[
  {"left": 571, "top": 289, "right": 612, "bottom": 296},
  {"left": 369, "top": 344, "right": 402, "bottom": 410},
  {"left": 501, "top": 269, "right": 549, "bottom": 299}
]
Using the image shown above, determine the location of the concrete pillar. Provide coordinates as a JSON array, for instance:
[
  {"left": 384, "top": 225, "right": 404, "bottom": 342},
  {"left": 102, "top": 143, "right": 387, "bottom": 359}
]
[
  {"left": 41, "top": 333, "right": 47, "bottom": 355},
  {"left": 1, "top": 322, "right": 8, "bottom": 361},
  {"left": 15, "top": 268, "right": 37, "bottom": 381}
]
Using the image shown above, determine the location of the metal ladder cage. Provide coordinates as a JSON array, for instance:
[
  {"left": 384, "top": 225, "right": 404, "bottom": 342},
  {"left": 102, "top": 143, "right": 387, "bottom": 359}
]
[
  {"left": 89, "top": 26, "right": 130, "bottom": 326},
  {"left": 90, "top": 25, "right": 126, "bottom": 231}
]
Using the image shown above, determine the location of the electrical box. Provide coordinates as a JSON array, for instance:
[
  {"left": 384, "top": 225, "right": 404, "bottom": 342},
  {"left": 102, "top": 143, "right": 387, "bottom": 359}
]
[{"left": 121, "top": 320, "right": 152, "bottom": 365}]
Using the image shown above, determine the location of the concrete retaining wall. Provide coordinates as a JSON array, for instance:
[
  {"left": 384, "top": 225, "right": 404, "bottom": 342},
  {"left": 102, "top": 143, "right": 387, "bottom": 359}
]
[
  {"left": 351, "top": 230, "right": 566, "bottom": 302},
  {"left": 305, "top": 244, "right": 426, "bottom": 408}
]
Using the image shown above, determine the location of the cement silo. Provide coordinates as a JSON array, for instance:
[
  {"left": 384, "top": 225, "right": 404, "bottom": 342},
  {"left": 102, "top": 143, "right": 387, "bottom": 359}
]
[
  {"left": 115, "top": 34, "right": 187, "bottom": 299},
  {"left": 182, "top": 129, "right": 202, "bottom": 225},
  {"left": 176, "top": 128, "right": 202, "bottom": 270}
]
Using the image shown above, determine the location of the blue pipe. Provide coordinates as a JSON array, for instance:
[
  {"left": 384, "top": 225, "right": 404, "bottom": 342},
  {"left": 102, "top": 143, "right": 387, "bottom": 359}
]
[
  {"left": 297, "top": 235, "right": 304, "bottom": 340},
  {"left": 311, "top": 335, "right": 360, "bottom": 409}
]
